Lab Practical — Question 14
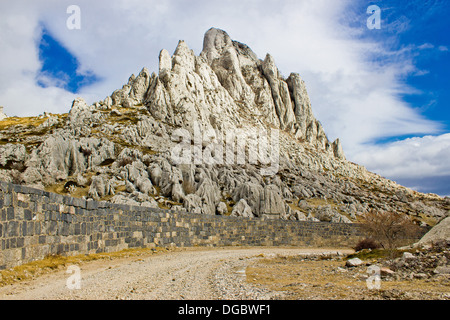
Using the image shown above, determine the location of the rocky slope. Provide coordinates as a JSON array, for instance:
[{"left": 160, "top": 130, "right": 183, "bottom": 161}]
[{"left": 0, "top": 28, "right": 448, "bottom": 225}]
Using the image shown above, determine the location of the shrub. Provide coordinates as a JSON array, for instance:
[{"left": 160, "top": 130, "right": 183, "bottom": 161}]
[
  {"left": 360, "top": 210, "right": 421, "bottom": 256},
  {"left": 117, "top": 156, "right": 134, "bottom": 168},
  {"left": 354, "top": 238, "right": 381, "bottom": 252},
  {"left": 79, "top": 146, "right": 92, "bottom": 157}
]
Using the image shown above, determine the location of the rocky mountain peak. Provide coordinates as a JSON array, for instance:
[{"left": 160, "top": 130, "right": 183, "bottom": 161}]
[
  {"left": 0, "top": 28, "right": 448, "bottom": 225},
  {"left": 201, "top": 28, "right": 235, "bottom": 63}
]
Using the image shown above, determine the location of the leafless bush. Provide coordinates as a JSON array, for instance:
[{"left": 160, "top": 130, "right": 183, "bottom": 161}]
[
  {"left": 79, "top": 146, "right": 92, "bottom": 157},
  {"left": 360, "top": 210, "right": 421, "bottom": 254}
]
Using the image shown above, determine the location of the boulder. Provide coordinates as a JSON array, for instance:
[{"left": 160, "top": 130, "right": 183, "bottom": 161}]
[
  {"left": 171, "top": 182, "right": 185, "bottom": 203},
  {"left": 149, "top": 164, "right": 162, "bottom": 186},
  {"left": 26, "top": 133, "right": 86, "bottom": 182},
  {"left": 416, "top": 216, "right": 450, "bottom": 246},
  {"left": 125, "top": 161, "right": 148, "bottom": 183},
  {"left": 433, "top": 266, "right": 450, "bottom": 275},
  {"left": 159, "top": 163, "right": 183, "bottom": 197},
  {"left": 135, "top": 177, "right": 156, "bottom": 196},
  {"left": 346, "top": 258, "right": 363, "bottom": 267},
  {"left": 195, "top": 178, "right": 221, "bottom": 215},
  {"left": 21, "top": 167, "right": 42, "bottom": 185},
  {"left": 183, "top": 194, "right": 203, "bottom": 214},
  {"left": 260, "top": 184, "right": 286, "bottom": 217},
  {"left": 231, "top": 199, "right": 254, "bottom": 218},
  {"left": 216, "top": 202, "right": 228, "bottom": 215},
  {"left": 295, "top": 211, "right": 307, "bottom": 221},
  {"left": 380, "top": 267, "right": 395, "bottom": 277},
  {"left": 315, "top": 206, "right": 352, "bottom": 224},
  {"left": 233, "top": 182, "right": 264, "bottom": 217},
  {"left": 88, "top": 175, "right": 114, "bottom": 200},
  {"left": 111, "top": 194, "right": 140, "bottom": 206},
  {"left": 68, "top": 97, "right": 102, "bottom": 129},
  {"left": 402, "top": 252, "right": 415, "bottom": 260},
  {"left": 306, "top": 213, "right": 320, "bottom": 222}
]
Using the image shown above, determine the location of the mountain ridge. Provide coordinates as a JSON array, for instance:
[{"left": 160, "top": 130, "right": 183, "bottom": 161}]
[{"left": 0, "top": 28, "right": 448, "bottom": 226}]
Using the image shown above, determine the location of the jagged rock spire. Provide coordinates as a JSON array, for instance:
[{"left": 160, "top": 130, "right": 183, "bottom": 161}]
[{"left": 107, "top": 27, "right": 345, "bottom": 159}]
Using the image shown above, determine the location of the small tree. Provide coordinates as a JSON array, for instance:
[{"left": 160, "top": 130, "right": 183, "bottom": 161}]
[{"left": 359, "top": 210, "right": 421, "bottom": 257}]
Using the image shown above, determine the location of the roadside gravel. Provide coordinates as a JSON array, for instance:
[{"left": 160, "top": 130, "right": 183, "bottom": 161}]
[{"left": 0, "top": 247, "right": 351, "bottom": 300}]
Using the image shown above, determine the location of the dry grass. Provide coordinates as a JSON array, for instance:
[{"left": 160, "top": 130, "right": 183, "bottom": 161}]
[
  {"left": 246, "top": 257, "right": 365, "bottom": 300},
  {"left": 417, "top": 213, "right": 438, "bottom": 227},
  {"left": 45, "top": 182, "right": 90, "bottom": 199},
  {"left": 0, "top": 247, "right": 174, "bottom": 287},
  {"left": 287, "top": 199, "right": 306, "bottom": 213},
  {"left": 246, "top": 255, "right": 450, "bottom": 300},
  {"left": 0, "top": 113, "right": 67, "bottom": 130},
  {"left": 0, "top": 116, "right": 46, "bottom": 130}
]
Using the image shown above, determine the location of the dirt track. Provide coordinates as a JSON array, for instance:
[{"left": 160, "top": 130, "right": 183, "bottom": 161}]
[{"left": 0, "top": 247, "right": 351, "bottom": 300}]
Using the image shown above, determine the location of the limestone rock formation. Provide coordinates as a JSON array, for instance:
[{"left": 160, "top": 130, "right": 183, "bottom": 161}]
[
  {"left": 0, "top": 28, "right": 448, "bottom": 226},
  {"left": 416, "top": 217, "right": 450, "bottom": 246},
  {"left": 0, "top": 144, "right": 27, "bottom": 166},
  {"left": 231, "top": 199, "right": 254, "bottom": 218},
  {"left": 0, "top": 106, "right": 7, "bottom": 121}
]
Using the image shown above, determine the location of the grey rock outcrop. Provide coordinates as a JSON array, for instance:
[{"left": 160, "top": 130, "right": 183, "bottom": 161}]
[
  {"left": 0, "top": 27, "right": 447, "bottom": 227},
  {"left": 0, "top": 144, "right": 27, "bottom": 166},
  {"left": 260, "top": 185, "right": 286, "bottom": 218},
  {"left": 233, "top": 182, "right": 264, "bottom": 217},
  {"left": 416, "top": 216, "right": 450, "bottom": 246},
  {"left": 346, "top": 258, "right": 363, "bottom": 267},
  {"left": 216, "top": 201, "right": 228, "bottom": 215},
  {"left": 315, "top": 206, "right": 352, "bottom": 224},
  {"left": 23, "top": 132, "right": 115, "bottom": 184},
  {"left": 196, "top": 177, "right": 221, "bottom": 216},
  {"left": 88, "top": 175, "right": 114, "bottom": 200},
  {"left": 231, "top": 199, "right": 254, "bottom": 218}
]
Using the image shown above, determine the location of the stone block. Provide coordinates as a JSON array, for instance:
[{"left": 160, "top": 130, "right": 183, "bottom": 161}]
[{"left": 6, "top": 207, "right": 14, "bottom": 220}]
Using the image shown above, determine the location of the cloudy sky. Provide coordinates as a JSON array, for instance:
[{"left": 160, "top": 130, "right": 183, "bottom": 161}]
[{"left": 0, "top": 0, "right": 449, "bottom": 196}]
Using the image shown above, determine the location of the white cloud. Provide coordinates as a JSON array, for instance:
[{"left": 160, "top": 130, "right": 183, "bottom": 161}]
[
  {"left": 418, "top": 43, "right": 434, "bottom": 50},
  {"left": 352, "top": 134, "right": 450, "bottom": 179}
]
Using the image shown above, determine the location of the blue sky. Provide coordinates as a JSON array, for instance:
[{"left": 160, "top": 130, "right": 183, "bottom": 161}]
[
  {"left": 37, "top": 26, "right": 99, "bottom": 93},
  {"left": 0, "top": 0, "right": 449, "bottom": 196},
  {"left": 362, "top": 0, "right": 450, "bottom": 139}
]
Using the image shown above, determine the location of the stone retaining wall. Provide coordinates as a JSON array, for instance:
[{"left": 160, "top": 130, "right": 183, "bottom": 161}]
[{"left": 0, "top": 181, "right": 410, "bottom": 270}]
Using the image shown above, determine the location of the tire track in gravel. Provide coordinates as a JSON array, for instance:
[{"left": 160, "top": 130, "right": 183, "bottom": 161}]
[{"left": 0, "top": 247, "right": 352, "bottom": 300}]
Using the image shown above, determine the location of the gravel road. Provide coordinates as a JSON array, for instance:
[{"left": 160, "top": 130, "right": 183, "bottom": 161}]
[{"left": 0, "top": 247, "right": 351, "bottom": 300}]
